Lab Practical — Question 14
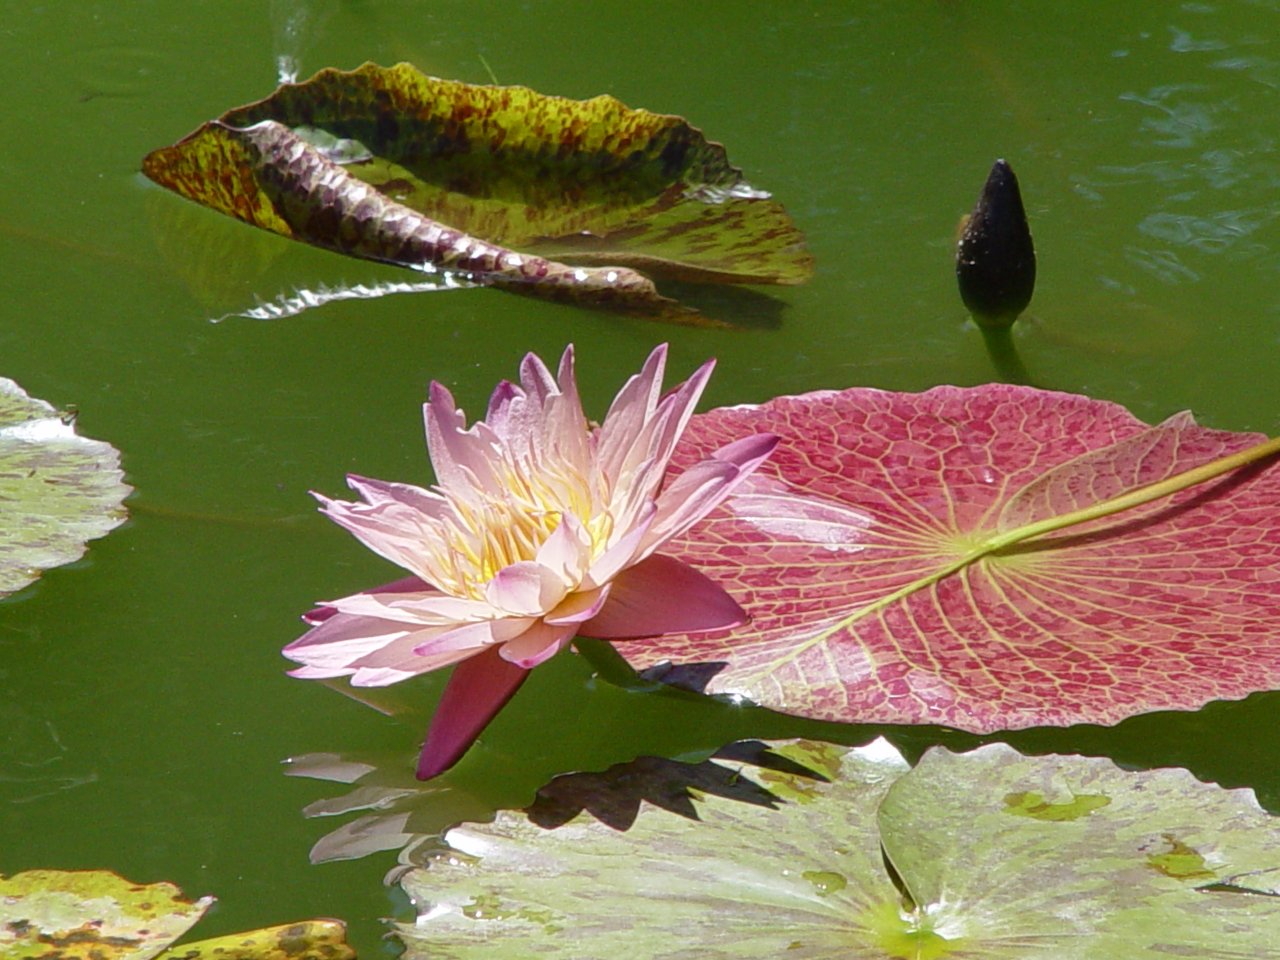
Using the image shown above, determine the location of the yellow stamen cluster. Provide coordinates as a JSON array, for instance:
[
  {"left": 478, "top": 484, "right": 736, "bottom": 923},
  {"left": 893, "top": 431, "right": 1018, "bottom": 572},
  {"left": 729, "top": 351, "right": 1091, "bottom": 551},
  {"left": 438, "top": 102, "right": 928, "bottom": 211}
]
[{"left": 421, "top": 446, "right": 616, "bottom": 601}]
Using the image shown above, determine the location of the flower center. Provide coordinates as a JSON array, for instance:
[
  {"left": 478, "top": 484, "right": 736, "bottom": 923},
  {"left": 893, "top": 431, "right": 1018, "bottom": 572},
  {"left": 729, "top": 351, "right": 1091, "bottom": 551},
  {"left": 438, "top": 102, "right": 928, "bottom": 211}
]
[{"left": 425, "top": 453, "right": 614, "bottom": 600}]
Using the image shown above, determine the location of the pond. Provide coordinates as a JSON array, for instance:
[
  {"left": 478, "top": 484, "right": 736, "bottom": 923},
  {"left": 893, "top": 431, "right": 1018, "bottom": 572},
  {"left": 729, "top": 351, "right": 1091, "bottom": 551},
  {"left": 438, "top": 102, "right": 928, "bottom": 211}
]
[{"left": 4, "top": 1, "right": 1280, "bottom": 955}]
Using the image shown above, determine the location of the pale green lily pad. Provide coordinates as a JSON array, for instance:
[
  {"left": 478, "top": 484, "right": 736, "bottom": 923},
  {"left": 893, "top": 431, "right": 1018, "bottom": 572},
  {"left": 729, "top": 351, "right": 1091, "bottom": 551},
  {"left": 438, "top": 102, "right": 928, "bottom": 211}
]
[
  {"left": 398, "top": 738, "right": 1280, "bottom": 958},
  {"left": 0, "top": 869, "right": 355, "bottom": 960},
  {"left": 0, "top": 378, "right": 130, "bottom": 598}
]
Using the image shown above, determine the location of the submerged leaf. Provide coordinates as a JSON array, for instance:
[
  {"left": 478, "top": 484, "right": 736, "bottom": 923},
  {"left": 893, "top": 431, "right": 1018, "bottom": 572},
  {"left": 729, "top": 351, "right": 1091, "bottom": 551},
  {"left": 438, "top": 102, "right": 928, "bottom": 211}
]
[
  {"left": 632, "top": 383, "right": 1280, "bottom": 730},
  {"left": 142, "top": 62, "right": 812, "bottom": 322},
  {"left": 0, "top": 379, "right": 130, "bottom": 598},
  {"left": 398, "top": 738, "right": 1280, "bottom": 958}
]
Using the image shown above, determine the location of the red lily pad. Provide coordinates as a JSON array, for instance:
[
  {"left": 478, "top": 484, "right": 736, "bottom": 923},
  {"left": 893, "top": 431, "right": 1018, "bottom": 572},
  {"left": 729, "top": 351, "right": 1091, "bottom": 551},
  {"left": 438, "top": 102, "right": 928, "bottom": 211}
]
[
  {"left": 141, "top": 62, "right": 813, "bottom": 324},
  {"left": 626, "top": 383, "right": 1280, "bottom": 730}
]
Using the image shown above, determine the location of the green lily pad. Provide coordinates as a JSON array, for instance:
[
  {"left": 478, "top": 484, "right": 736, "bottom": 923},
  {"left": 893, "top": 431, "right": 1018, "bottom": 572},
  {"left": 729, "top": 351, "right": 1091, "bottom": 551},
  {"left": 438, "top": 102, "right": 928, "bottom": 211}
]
[
  {"left": 0, "top": 869, "right": 354, "bottom": 960},
  {"left": 142, "top": 62, "right": 813, "bottom": 323},
  {"left": 0, "top": 379, "right": 130, "bottom": 598},
  {"left": 398, "top": 738, "right": 1280, "bottom": 958}
]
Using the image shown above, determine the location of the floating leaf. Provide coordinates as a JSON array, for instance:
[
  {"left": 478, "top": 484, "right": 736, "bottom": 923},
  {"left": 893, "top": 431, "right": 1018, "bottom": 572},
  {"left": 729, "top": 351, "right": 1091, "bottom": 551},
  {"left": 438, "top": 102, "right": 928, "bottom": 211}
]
[
  {"left": 158, "top": 920, "right": 355, "bottom": 960},
  {"left": 0, "top": 869, "right": 354, "bottom": 960},
  {"left": 0, "top": 869, "right": 210, "bottom": 960},
  {"left": 142, "top": 62, "right": 812, "bottom": 322},
  {"left": 624, "top": 383, "right": 1280, "bottom": 730},
  {"left": 0, "top": 379, "right": 130, "bottom": 598},
  {"left": 398, "top": 738, "right": 1280, "bottom": 958}
]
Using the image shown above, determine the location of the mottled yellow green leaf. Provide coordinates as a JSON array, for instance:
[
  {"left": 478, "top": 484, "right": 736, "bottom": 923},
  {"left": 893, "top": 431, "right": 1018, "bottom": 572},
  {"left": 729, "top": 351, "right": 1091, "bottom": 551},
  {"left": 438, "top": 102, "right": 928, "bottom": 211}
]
[
  {"left": 0, "top": 871, "right": 353, "bottom": 960},
  {"left": 154, "top": 919, "right": 355, "bottom": 960},
  {"left": 142, "top": 62, "right": 812, "bottom": 323},
  {"left": 0, "top": 869, "right": 210, "bottom": 960}
]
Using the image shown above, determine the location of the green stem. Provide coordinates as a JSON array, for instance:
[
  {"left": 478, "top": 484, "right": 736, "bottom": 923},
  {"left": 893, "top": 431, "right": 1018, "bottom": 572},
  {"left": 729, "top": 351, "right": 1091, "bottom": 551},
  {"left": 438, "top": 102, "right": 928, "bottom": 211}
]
[
  {"left": 982, "top": 433, "right": 1280, "bottom": 553},
  {"left": 806, "top": 432, "right": 1280, "bottom": 644}
]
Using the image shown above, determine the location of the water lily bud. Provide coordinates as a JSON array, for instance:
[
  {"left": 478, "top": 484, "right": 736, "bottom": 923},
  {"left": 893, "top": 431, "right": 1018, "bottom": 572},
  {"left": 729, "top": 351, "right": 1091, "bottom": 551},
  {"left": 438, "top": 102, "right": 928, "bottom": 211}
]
[{"left": 956, "top": 159, "right": 1036, "bottom": 328}]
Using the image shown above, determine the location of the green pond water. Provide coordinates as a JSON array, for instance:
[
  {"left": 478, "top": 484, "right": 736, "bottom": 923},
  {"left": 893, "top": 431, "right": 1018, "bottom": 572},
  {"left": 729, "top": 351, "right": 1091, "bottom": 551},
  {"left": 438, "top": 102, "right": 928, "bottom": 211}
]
[{"left": 4, "top": 2, "right": 1280, "bottom": 955}]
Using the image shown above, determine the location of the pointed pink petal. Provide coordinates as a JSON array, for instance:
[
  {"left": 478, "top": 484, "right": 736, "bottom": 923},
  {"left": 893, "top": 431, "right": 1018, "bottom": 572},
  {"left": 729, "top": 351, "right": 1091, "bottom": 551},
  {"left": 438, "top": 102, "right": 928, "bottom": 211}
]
[
  {"left": 583, "top": 500, "right": 657, "bottom": 588},
  {"left": 598, "top": 357, "right": 716, "bottom": 499},
  {"left": 602, "top": 344, "right": 667, "bottom": 424},
  {"left": 543, "top": 585, "right": 610, "bottom": 626},
  {"left": 497, "top": 619, "right": 578, "bottom": 668},
  {"left": 519, "top": 349, "right": 560, "bottom": 404},
  {"left": 579, "top": 554, "right": 746, "bottom": 639},
  {"left": 484, "top": 560, "right": 569, "bottom": 616},
  {"left": 302, "top": 575, "right": 430, "bottom": 624},
  {"left": 642, "top": 433, "right": 780, "bottom": 552},
  {"left": 485, "top": 378, "right": 520, "bottom": 420},
  {"left": 644, "top": 358, "right": 716, "bottom": 467},
  {"left": 325, "top": 589, "right": 494, "bottom": 625},
  {"left": 424, "top": 381, "right": 504, "bottom": 496},
  {"left": 535, "top": 511, "right": 592, "bottom": 585},
  {"left": 345, "top": 475, "right": 449, "bottom": 518},
  {"left": 314, "top": 489, "right": 442, "bottom": 582},
  {"left": 412, "top": 616, "right": 534, "bottom": 658},
  {"left": 347, "top": 628, "right": 482, "bottom": 681},
  {"left": 283, "top": 611, "right": 410, "bottom": 675},
  {"left": 417, "top": 646, "right": 530, "bottom": 779},
  {"left": 286, "top": 605, "right": 408, "bottom": 652},
  {"left": 596, "top": 345, "right": 669, "bottom": 477}
]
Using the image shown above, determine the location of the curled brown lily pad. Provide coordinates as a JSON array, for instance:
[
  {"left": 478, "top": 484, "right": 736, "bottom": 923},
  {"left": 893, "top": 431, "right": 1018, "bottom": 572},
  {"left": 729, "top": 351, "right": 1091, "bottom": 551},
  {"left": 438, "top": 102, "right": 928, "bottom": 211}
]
[{"left": 142, "top": 62, "right": 813, "bottom": 324}]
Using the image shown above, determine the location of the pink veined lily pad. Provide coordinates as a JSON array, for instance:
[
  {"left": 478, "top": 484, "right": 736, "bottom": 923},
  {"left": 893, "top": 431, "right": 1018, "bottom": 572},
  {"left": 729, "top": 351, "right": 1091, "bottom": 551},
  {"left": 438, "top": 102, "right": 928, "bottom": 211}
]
[{"left": 624, "top": 383, "right": 1280, "bottom": 731}]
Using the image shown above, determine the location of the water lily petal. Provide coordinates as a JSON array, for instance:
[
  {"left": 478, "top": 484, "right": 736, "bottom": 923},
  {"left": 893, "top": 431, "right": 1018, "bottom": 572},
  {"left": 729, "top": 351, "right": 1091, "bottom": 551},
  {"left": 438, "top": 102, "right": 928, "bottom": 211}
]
[
  {"left": 424, "top": 381, "right": 505, "bottom": 497},
  {"left": 596, "top": 345, "right": 669, "bottom": 477},
  {"left": 314, "top": 489, "right": 441, "bottom": 581},
  {"left": 643, "top": 433, "right": 780, "bottom": 551},
  {"left": 345, "top": 474, "right": 450, "bottom": 518},
  {"left": 498, "top": 619, "right": 579, "bottom": 668},
  {"left": 580, "top": 553, "right": 746, "bottom": 639},
  {"left": 327, "top": 589, "right": 496, "bottom": 625},
  {"left": 485, "top": 378, "right": 520, "bottom": 421},
  {"left": 417, "top": 645, "right": 530, "bottom": 780},
  {"left": 543, "top": 584, "right": 610, "bottom": 626},
  {"left": 349, "top": 665, "right": 433, "bottom": 686},
  {"left": 583, "top": 500, "right": 657, "bottom": 588},
  {"left": 302, "top": 574, "right": 430, "bottom": 625},
  {"left": 535, "top": 511, "right": 593, "bottom": 585},
  {"left": 601, "top": 356, "right": 715, "bottom": 487},
  {"left": 283, "top": 611, "right": 409, "bottom": 672},
  {"left": 412, "top": 616, "right": 535, "bottom": 658},
  {"left": 485, "top": 561, "right": 569, "bottom": 616},
  {"left": 348, "top": 627, "right": 491, "bottom": 680}
]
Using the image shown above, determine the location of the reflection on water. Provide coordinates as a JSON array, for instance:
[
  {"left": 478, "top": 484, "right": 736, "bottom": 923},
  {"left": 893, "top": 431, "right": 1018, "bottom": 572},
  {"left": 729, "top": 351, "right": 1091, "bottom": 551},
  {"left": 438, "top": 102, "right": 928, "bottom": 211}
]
[
  {"left": 221, "top": 276, "right": 473, "bottom": 323},
  {"left": 270, "top": 0, "right": 338, "bottom": 83},
  {"left": 286, "top": 737, "right": 823, "bottom": 885},
  {"left": 285, "top": 747, "right": 505, "bottom": 882}
]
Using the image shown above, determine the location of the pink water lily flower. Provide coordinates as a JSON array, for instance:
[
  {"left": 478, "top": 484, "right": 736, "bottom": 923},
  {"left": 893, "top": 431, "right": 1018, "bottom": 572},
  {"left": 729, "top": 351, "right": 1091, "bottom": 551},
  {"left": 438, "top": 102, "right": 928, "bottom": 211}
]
[{"left": 285, "top": 344, "right": 777, "bottom": 779}]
